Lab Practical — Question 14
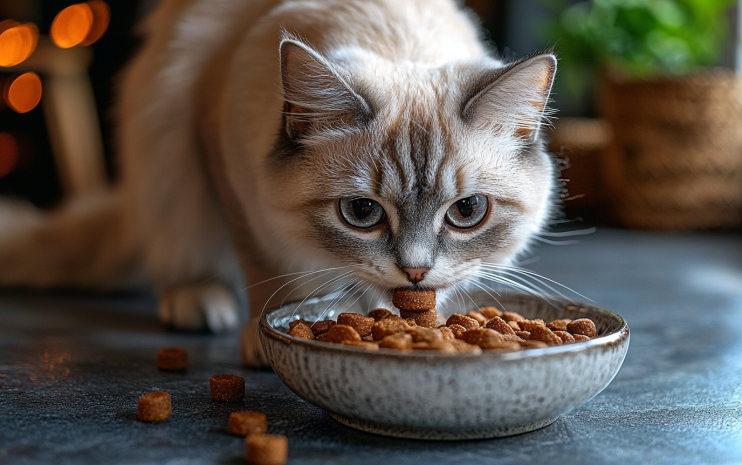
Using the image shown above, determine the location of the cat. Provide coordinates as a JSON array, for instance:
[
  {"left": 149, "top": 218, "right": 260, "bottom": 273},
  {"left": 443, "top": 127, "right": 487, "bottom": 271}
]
[{"left": 0, "top": 0, "right": 557, "bottom": 366}]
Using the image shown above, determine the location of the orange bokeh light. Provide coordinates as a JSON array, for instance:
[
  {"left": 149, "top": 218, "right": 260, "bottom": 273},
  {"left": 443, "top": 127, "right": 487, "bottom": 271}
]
[
  {"left": 81, "top": 1, "right": 110, "bottom": 46},
  {"left": 5, "top": 72, "right": 42, "bottom": 114},
  {"left": 0, "top": 132, "right": 20, "bottom": 178},
  {"left": 0, "top": 21, "right": 39, "bottom": 67},
  {"left": 51, "top": 2, "right": 109, "bottom": 49},
  {"left": 51, "top": 3, "right": 93, "bottom": 49}
]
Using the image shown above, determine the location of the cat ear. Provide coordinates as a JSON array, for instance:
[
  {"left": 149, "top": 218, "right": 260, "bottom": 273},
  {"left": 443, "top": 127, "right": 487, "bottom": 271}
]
[
  {"left": 280, "top": 39, "right": 372, "bottom": 139},
  {"left": 463, "top": 54, "right": 556, "bottom": 140}
]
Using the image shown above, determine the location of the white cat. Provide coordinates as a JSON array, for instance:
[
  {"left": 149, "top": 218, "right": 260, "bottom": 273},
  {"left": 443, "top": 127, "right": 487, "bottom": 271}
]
[{"left": 0, "top": 0, "right": 557, "bottom": 366}]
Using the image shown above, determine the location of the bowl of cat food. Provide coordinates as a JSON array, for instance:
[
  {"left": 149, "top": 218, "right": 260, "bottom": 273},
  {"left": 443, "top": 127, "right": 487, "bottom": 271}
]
[{"left": 259, "top": 288, "right": 629, "bottom": 440}]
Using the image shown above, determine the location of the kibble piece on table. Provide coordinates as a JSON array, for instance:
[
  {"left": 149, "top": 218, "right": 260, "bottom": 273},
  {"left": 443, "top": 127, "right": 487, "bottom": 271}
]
[
  {"left": 156, "top": 347, "right": 188, "bottom": 371},
  {"left": 287, "top": 323, "right": 314, "bottom": 340},
  {"left": 210, "top": 374, "right": 245, "bottom": 402},
  {"left": 246, "top": 434, "right": 288, "bottom": 465},
  {"left": 567, "top": 319, "right": 598, "bottom": 338},
  {"left": 400, "top": 308, "right": 438, "bottom": 328},
  {"left": 392, "top": 288, "right": 436, "bottom": 311},
  {"left": 228, "top": 411, "right": 267, "bottom": 436},
  {"left": 138, "top": 391, "right": 172, "bottom": 422}
]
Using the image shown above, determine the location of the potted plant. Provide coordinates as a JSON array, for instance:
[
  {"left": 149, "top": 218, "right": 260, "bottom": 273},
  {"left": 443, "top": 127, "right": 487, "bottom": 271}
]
[{"left": 547, "top": 0, "right": 741, "bottom": 229}]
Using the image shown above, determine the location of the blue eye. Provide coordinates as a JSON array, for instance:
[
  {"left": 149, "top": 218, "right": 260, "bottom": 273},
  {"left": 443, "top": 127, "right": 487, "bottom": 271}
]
[
  {"left": 339, "top": 198, "right": 385, "bottom": 229},
  {"left": 445, "top": 195, "right": 489, "bottom": 229}
]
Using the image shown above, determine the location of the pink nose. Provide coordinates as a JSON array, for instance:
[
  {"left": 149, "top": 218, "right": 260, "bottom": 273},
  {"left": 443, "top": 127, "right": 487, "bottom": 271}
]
[{"left": 401, "top": 267, "right": 430, "bottom": 283}]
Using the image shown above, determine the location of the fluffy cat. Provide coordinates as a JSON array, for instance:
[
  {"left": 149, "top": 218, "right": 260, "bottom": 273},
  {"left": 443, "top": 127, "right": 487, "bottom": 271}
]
[{"left": 0, "top": 0, "right": 557, "bottom": 366}]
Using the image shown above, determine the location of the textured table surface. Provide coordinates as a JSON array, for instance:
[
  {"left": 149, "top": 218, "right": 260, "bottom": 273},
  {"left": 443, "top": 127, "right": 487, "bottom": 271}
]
[{"left": 1, "top": 229, "right": 741, "bottom": 465}]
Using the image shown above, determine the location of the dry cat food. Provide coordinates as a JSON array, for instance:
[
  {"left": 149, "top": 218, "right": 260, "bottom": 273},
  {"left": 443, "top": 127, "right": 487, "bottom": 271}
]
[
  {"left": 245, "top": 434, "right": 288, "bottom": 465},
  {"left": 284, "top": 288, "right": 598, "bottom": 353},
  {"left": 210, "top": 374, "right": 245, "bottom": 402},
  {"left": 156, "top": 347, "right": 188, "bottom": 371},
  {"left": 228, "top": 411, "right": 268, "bottom": 436},
  {"left": 137, "top": 391, "right": 172, "bottom": 422}
]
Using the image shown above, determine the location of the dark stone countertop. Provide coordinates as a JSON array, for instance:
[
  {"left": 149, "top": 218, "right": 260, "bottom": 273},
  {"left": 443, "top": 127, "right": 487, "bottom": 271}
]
[{"left": 1, "top": 228, "right": 741, "bottom": 464}]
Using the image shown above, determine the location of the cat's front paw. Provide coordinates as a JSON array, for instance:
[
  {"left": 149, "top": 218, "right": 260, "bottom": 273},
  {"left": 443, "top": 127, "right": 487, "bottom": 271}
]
[
  {"left": 240, "top": 320, "right": 268, "bottom": 367},
  {"left": 158, "top": 282, "right": 240, "bottom": 332}
]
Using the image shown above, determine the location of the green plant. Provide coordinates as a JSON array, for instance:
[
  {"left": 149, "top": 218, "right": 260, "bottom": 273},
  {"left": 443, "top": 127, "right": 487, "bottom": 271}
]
[{"left": 543, "top": 0, "right": 736, "bottom": 88}]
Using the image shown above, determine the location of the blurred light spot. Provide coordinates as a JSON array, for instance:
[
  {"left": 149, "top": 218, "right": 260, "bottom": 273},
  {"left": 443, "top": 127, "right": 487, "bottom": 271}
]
[
  {"left": 81, "top": 1, "right": 110, "bottom": 46},
  {"left": 51, "top": 3, "right": 93, "bottom": 49},
  {"left": 5, "top": 72, "right": 42, "bottom": 114},
  {"left": 0, "top": 21, "right": 39, "bottom": 67},
  {"left": 0, "top": 132, "right": 19, "bottom": 178}
]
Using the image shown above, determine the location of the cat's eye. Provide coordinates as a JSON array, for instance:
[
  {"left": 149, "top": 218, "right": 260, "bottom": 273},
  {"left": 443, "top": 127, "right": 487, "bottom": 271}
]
[
  {"left": 339, "top": 198, "right": 386, "bottom": 229},
  {"left": 445, "top": 195, "right": 489, "bottom": 229}
]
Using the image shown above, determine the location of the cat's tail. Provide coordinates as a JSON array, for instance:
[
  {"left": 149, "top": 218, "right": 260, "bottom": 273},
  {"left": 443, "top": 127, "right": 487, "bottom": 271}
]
[{"left": 0, "top": 189, "right": 143, "bottom": 289}]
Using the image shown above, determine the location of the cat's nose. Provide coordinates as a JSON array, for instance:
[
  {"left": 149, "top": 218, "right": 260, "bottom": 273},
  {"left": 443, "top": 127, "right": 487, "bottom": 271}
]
[{"left": 401, "top": 267, "right": 430, "bottom": 283}]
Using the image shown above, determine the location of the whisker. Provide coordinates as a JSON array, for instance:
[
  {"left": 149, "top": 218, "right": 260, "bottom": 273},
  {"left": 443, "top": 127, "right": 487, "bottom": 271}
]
[
  {"left": 532, "top": 237, "right": 580, "bottom": 246},
  {"left": 538, "top": 227, "right": 596, "bottom": 237},
  {"left": 246, "top": 264, "right": 363, "bottom": 290},
  {"left": 480, "top": 263, "right": 592, "bottom": 302},
  {"left": 476, "top": 268, "right": 567, "bottom": 300},
  {"left": 473, "top": 270, "right": 557, "bottom": 304},
  {"left": 291, "top": 270, "right": 356, "bottom": 319},
  {"left": 316, "top": 280, "right": 361, "bottom": 321},
  {"left": 462, "top": 277, "right": 507, "bottom": 311}
]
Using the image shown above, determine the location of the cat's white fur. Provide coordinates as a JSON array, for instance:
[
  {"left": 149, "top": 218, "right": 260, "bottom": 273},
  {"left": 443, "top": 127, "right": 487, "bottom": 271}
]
[{"left": 0, "top": 0, "right": 556, "bottom": 366}]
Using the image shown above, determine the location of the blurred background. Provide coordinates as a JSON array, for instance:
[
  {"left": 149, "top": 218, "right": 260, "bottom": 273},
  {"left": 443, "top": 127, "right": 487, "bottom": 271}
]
[{"left": 1, "top": 0, "right": 741, "bottom": 230}]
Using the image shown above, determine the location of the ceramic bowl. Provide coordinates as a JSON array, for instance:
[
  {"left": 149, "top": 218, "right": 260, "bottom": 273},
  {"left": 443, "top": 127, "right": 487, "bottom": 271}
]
[{"left": 259, "top": 290, "right": 629, "bottom": 440}]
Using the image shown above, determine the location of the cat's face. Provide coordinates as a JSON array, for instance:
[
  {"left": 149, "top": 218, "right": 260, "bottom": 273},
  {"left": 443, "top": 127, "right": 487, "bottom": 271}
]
[{"left": 266, "top": 39, "right": 556, "bottom": 294}]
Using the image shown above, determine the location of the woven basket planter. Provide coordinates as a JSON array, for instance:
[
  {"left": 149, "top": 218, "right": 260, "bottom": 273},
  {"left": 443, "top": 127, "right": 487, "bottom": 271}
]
[{"left": 601, "top": 69, "right": 742, "bottom": 230}]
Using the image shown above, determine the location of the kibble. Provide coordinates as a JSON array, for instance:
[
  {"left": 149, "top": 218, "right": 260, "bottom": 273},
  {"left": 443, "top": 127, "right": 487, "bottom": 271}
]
[
  {"left": 484, "top": 316, "right": 516, "bottom": 335},
  {"left": 567, "top": 319, "right": 598, "bottom": 338},
  {"left": 210, "top": 374, "right": 245, "bottom": 402},
  {"left": 466, "top": 311, "right": 488, "bottom": 325},
  {"left": 309, "top": 320, "right": 335, "bottom": 336},
  {"left": 326, "top": 324, "right": 362, "bottom": 343},
  {"left": 138, "top": 391, "right": 171, "bottom": 422},
  {"left": 156, "top": 348, "right": 188, "bottom": 371},
  {"left": 378, "top": 333, "right": 412, "bottom": 350},
  {"left": 445, "top": 313, "right": 480, "bottom": 330},
  {"left": 392, "top": 288, "right": 436, "bottom": 311},
  {"left": 371, "top": 318, "right": 410, "bottom": 341},
  {"left": 284, "top": 298, "right": 598, "bottom": 355},
  {"left": 337, "top": 313, "right": 375, "bottom": 337},
  {"left": 228, "top": 411, "right": 267, "bottom": 436},
  {"left": 368, "top": 308, "right": 393, "bottom": 321},
  {"left": 400, "top": 308, "right": 438, "bottom": 328},
  {"left": 246, "top": 434, "right": 288, "bottom": 465},
  {"left": 287, "top": 323, "right": 314, "bottom": 340}
]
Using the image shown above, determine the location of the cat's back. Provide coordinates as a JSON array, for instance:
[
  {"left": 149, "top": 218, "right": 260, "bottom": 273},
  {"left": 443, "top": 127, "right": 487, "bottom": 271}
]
[{"left": 267, "top": 0, "right": 486, "bottom": 63}]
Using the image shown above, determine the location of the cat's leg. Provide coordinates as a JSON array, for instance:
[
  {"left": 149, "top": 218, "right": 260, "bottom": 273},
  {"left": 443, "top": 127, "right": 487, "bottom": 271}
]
[{"left": 158, "top": 280, "right": 242, "bottom": 332}]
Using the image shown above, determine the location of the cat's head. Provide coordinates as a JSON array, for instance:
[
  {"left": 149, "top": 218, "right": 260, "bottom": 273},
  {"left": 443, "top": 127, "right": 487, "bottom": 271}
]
[{"left": 265, "top": 38, "right": 557, "bottom": 296}]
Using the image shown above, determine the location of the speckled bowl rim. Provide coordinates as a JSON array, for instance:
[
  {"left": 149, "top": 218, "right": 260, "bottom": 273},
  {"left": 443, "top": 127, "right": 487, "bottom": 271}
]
[{"left": 260, "top": 295, "right": 629, "bottom": 360}]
